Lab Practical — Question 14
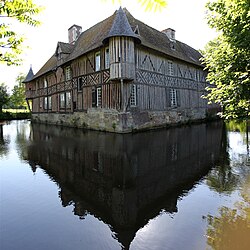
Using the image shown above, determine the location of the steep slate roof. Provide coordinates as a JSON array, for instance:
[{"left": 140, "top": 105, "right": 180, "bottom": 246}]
[
  {"left": 103, "top": 7, "right": 140, "bottom": 43},
  {"left": 31, "top": 8, "right": 203, "bottom": 81},
  {"left": 23, "top": 66, "right": 34, "bottom": 83}
]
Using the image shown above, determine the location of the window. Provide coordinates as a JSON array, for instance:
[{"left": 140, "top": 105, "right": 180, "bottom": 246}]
[
  {"left": 95, "top": 51, "right": 101, "bottom": 71},
  {"left": 48, "top": 96, "right": 52, "bottom": 110},
  {"left": 44, "top": 79, "right": 48, "bottom": 88},
  {"left": 44, "top": 97, "right": 48, "bottom": 110},
  {"left": 170, "top": 88, "right": 177, "bottom": 107},
  {"left": 168, "top": 61, "right": 174, "bottom": 76},
  {"left": 60, "top": 92, "right": 71, "bottom": 109},
  {"left": 96, "top": 87, "right": 102, "bottom": 107},
  {"left": 130, "top": 85, "right": 137, "bottom": 106},
  {"left": 44, "top": 96, "right": 52, "bottom": 110},
  {"left": 65, "top": 66, "right": 72, "bottom": 81},
  {"left": 78, "top": 77, "right": 83, "bottom": 91},
  {"left": 105, "top": 48, "right": 110, "bottom": 69},
  {"left": 66, "top": 92, "right": 71, "bottom": 109},
  {"left": 60, "top": 93, "right": 65, "bottom": 108}
]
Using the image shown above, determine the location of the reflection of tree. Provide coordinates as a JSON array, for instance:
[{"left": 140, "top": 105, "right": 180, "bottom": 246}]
[
  {"left": 206, "top": 165, "right": 239, "bottom": 194},
  {"left": 226, "top": 120, "right": 249, "bottom": 155},
  {"left": 15, "top": 121, "right": 30, "bottom": 160},
  {"left": 0, "top": 124, "right": 10, "bottom": 157},
  {"left": 206, "top": 123, "right": 240, "bottom": 194},
  {"left": 206, "top": 176, "right": 250, "bottom": 250}
]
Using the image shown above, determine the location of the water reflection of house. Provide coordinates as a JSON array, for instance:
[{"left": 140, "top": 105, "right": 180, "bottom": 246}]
[
  {"left": 25, "top": 122, "right": 225, "bottom": 249},
  {"left": 24, "top": 7, "right": 219, "bottom": 133}
]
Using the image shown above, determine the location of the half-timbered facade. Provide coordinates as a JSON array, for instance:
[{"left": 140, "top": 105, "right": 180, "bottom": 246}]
[{"left": 24, "top": 8, "right": 218, "bottom": 133}]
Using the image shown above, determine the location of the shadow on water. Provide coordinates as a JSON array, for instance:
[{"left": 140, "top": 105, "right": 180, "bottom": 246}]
[{"left": 22, "top": 121, "right": 226, "bottom": 249}]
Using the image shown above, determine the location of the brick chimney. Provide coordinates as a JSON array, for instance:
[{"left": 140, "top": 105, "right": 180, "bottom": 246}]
[{"left": 68, "top": 25, "right": 82, "bottom": 44}]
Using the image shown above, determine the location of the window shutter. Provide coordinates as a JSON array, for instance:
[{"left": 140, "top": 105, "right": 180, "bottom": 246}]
[{"left": 166, "top": 88, "right": 171, "bottom": 107}]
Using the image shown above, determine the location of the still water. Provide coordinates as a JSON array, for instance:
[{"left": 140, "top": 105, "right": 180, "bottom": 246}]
[{"left": 0, "top": 120, "right": 249, "bottom": 250}]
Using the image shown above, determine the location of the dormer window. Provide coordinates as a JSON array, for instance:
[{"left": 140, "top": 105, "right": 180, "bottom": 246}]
[{"left": 133, "top": 25, "right": 140, "bottom": 35}]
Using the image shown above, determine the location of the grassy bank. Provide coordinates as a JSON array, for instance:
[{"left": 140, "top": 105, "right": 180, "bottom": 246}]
[{"left": 0, "top": 109, "right": 31, "bottom": 121}]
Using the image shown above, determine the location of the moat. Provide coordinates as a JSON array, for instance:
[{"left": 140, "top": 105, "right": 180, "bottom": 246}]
[{"left": 0, "top": 120, "right": 249, "bottom": 250}]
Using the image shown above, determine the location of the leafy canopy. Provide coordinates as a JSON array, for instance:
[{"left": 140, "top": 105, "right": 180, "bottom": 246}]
[
  {"left": 0, "top": 83, "right": 9, "bottom": 112},
  {"left": 0, "top": 0, "right": 42, "bottom": 65},
  {"left": 203, "top": 0, "right": 250, "bottom": 119},
  {"left": 10, "top": 73, "right": 27, "bottom": 108}
]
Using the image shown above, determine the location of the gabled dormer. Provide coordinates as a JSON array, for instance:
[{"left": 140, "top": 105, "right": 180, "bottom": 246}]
[{"left": 55, "top": 42, "right": 74, "bottom": 65}]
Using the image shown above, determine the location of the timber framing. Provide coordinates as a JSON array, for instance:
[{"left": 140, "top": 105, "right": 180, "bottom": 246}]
[{"left": 24, "top": 7, "right": 219, "bottom": 133}]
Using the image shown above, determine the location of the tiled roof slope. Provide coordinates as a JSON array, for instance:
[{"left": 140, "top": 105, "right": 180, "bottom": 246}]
[{"left": 31, "top": 8, "right": 203, "bottom": 81}]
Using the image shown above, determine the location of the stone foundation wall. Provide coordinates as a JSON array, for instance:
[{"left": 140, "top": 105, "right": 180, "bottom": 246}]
[{"left": 31, "top": 107, "right": 216, "bottom": 133}]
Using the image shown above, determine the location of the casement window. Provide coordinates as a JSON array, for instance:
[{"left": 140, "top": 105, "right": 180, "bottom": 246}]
[
  {"left": 130, "top": 84, "right": 137, "bottom": 107},
  {"left": 95, "top": 51, "right": 101, "bottom": 71},
  {"left": 44, "top": 96, "right": 52, "bottom": 110},
  {"left": 78, "top": 77, "right": 83, "bottom": 91},
  {"left": 60, "top": 93, "right": 65, "bottom": 108},
  {"left": 105, "top": 48, "right": 110, "bottom": 69},
  {"left": 168, "top": 61, "right": 174, "bottom": 76},
  {"left": 66, "top": 92, "right": 71, "bottom": 109},
  {"left": 44, "top": 79, "right": 48, "bottom": 88},
  {"left": 96, "top": 87, "right": 102, "bottom": 107},
  {"left": 60, "top": 92, "right": 71, "bottom": 109},
  {"left": 65, "top": 66, "right": 72, "bottom": 81},
  {"left": 92, "top": 87, "right": 102, "bottom": 107},
  {"left": 48, "top": 96, "right": 52, "bottom": 110},
  {"left": 170, "top": 88, "right": 177, "bottom": 107},
  {"left": 44, "top": 97, "right": 48, "bottom": 110}
]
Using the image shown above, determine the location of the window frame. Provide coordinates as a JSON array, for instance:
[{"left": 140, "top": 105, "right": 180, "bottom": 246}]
[
  {"left": 170, "top": 88, "right": 177, "bottom": 107},
  {"left": 168, "top": 61, "right": 174, "bottom": 76},
  {"left": 105, "top": 47, "right": 110, "bottom": 69},
  {"left": 95, "top": 51, "right": 101, "bottom": 72},
  {"left": 96, "top": 87, "right": 102, "bottom": 107},
  {"left": 130, "top": 84, "right": 137, "bottom": 107},
  {"left": 65, "top": 66, "right": 72, "bottom": 81}
]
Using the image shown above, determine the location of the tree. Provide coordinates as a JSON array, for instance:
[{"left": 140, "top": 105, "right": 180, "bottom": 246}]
[
  {"left": 0, "top": 0, "right": 42, "bottom": 65},
  {"left": 202, "top": 0, "right": 250, "bottom": 119},
  {"left": 10, "top": 73, "right": 27, "bottom": 109},
  {"left": 0, "top": 83, "right": 9, "bottom": 113}
]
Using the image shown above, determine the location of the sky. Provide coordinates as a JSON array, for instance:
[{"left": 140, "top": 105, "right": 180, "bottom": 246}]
[{"left": 0, "top": 0, "right": 217, "bottom": 91}]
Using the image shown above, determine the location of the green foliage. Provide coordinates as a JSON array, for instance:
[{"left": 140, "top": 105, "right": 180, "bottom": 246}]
[
  {"left": 202, "top": 0, "right": 250, "bottom": 119},
  {"left": 0, "top": 0, "right": 43, "bottom": 65},
  {"left": 0, "top": 83, "right": 9, "bottom": 112},
  {"left": 10, "top": 73, "right": 27, "bottom": 108}
]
